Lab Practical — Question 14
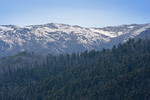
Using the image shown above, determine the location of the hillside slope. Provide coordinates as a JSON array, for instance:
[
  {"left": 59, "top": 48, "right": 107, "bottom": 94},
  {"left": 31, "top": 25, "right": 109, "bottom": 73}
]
[
  {"left": 0, "top": 23, "right": 150, "bottom": 57},
  {"left": 0, "top": 39, "right": 150, "bottom": 100}
]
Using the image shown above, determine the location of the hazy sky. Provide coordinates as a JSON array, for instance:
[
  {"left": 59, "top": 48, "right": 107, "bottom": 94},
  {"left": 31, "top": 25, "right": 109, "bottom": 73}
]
[{"left": 0, "top": 0, "right": 150, "bottom": 27}]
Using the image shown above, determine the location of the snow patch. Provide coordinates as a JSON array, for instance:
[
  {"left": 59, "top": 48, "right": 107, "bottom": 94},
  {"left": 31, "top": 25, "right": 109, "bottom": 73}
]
[
  {"left": 90, "top": 29, "right": 116, "bottom": 38},
  {"left": 0, "top": 26, "right": 13, "bottom": 31},
  {"left": 128, "top": 26, "right": 135, "bottom": 29}
]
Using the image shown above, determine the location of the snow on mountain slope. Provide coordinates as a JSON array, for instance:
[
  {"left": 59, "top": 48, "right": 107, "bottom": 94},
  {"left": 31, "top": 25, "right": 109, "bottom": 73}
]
[{"left": 0, "top": 23, "right": 150, "bottom": 57}]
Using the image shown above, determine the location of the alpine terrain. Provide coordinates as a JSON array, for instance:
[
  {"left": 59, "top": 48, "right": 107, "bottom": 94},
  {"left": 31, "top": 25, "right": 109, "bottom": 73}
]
[{"left": 0, "top": 23, "right": 150, "bottom": 57}]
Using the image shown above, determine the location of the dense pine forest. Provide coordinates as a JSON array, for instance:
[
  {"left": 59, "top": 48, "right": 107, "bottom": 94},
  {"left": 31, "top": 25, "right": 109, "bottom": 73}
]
[{"left": 0, "top": 39, "right": 150, "bottom": 100}]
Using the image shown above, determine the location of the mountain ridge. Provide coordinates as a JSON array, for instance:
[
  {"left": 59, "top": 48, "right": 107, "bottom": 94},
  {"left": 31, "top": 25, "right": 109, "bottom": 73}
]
[{"left": 0, "top": 23, "right": 150, "bottom": 57}]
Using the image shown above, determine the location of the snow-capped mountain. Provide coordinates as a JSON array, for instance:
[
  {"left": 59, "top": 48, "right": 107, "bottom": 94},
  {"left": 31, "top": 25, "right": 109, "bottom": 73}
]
[{"left": 0, "top": 23, "right": 150, "bottom": 57}]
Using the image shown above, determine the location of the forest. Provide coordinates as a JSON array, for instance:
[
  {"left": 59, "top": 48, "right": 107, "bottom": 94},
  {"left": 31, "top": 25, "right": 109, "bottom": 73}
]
[{"left": 0, "top": 39, "right": 150, "bottom": 100}]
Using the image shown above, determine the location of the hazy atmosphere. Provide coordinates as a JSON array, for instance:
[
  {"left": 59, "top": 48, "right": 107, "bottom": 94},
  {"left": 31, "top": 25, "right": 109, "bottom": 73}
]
[
  {"left": 0, "top": 0, "right": 150, "bottom": 27},
  {"left": 1, "top": 0, "right": 150, "bottom": 100}
]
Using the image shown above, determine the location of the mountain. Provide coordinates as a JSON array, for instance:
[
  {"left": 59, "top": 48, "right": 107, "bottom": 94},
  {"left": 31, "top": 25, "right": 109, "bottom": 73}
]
[
  {"left": 0, "top": 39, "right": 150, "bottom": 100},
  {"left": 0, "top": 23, "right": 150, "bottom": 57}
]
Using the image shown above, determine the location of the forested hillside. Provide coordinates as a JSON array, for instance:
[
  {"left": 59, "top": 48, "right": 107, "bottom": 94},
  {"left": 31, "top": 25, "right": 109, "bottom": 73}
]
[{"left": 0, "top": 39, "right": 150, "bottom": 100}]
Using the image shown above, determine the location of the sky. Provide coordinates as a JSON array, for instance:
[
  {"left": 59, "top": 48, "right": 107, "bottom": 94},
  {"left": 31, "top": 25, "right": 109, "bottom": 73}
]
[{"left": 0, "top": 0, "right": 150, "bottom": 27}]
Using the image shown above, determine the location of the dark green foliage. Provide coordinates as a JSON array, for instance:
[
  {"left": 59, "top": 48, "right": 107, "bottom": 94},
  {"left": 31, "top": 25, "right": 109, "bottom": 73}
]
[{"left": 0, "top": 39, "right": 150, "bottom": 100}]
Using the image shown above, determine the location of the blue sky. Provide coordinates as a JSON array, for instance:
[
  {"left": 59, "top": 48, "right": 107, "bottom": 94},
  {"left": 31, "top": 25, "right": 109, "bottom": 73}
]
[{"left": 0, "top": 0, "right": 150, "bottom": 27}]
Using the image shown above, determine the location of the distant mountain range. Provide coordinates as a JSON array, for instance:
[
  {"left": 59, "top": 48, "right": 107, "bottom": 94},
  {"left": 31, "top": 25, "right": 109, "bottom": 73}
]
[{"left": 0, "top": 23, "right": 150, "bottom": 57}]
